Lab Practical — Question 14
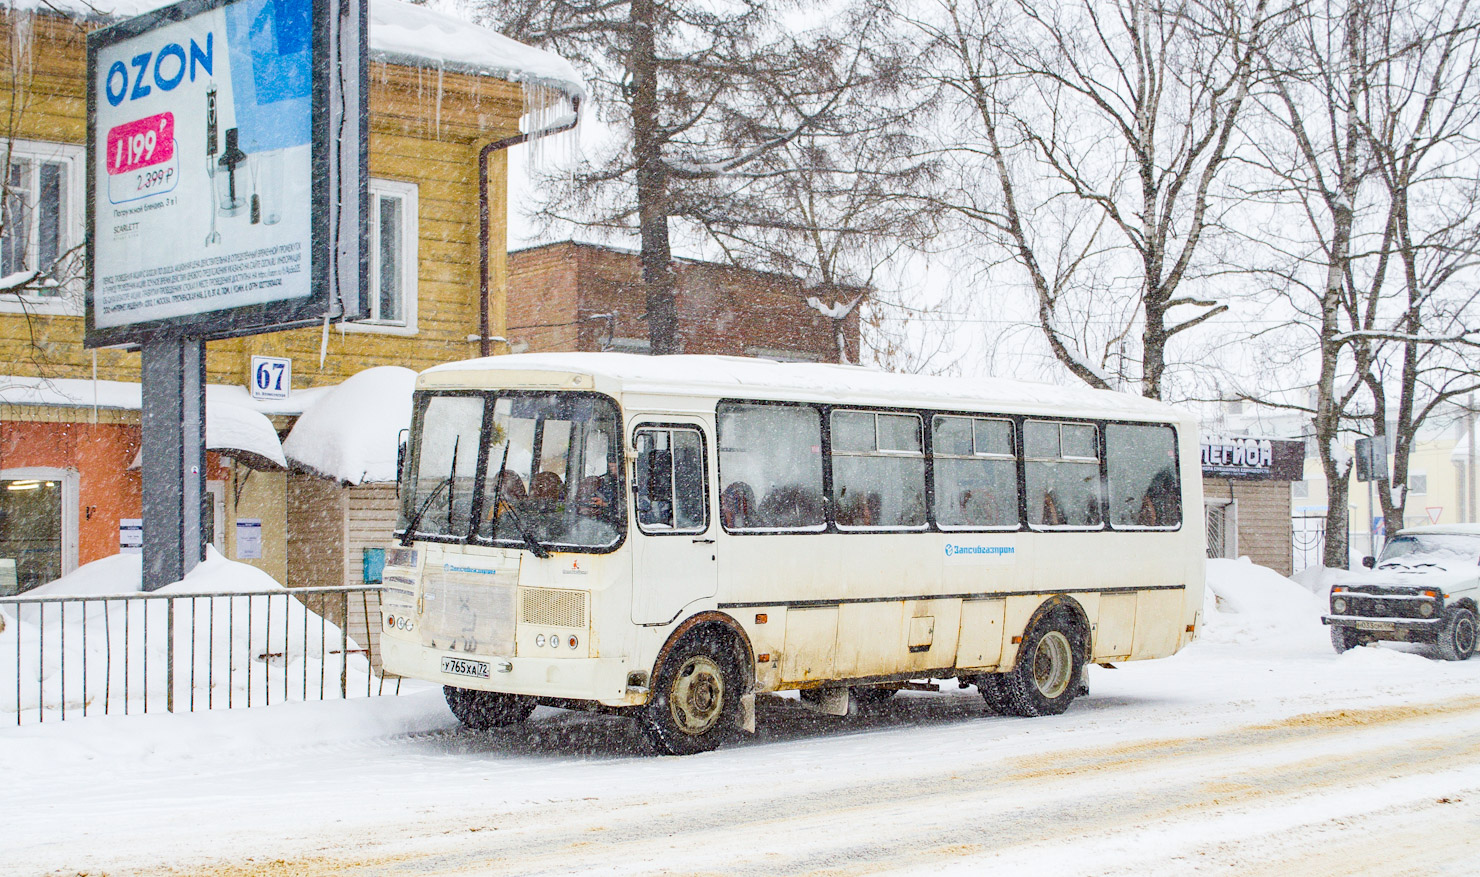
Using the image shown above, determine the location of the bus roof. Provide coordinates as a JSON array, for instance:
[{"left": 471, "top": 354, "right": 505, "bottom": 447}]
[{"left": 419, "top": 353, "right": 1189, "bottom": 424}]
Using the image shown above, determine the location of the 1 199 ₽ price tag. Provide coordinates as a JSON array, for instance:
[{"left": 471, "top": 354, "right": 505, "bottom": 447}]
[{"left": 105, "top": 112, "right": 175, "bottom": 175}]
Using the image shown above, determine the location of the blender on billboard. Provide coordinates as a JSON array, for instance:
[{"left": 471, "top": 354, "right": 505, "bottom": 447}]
[{"left": 85, "top": 0, "right": 366, "bottom": 345}]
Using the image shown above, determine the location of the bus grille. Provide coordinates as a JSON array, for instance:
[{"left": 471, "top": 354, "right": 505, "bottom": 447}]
[
  {"left": 520, "top": 588, "right": 587, "bottom": 628},
  {"left": 420, "top": 573, "right": 516, "bottom": 655}
]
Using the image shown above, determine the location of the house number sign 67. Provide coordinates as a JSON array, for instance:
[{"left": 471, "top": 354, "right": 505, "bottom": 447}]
[{"left": 250, "top": 355, "right": 291, "bottom": 401}]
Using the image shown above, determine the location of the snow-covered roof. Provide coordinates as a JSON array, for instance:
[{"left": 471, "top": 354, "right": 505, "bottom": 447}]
[
  {"left": 0, "top": 375, "right": 288, "bottom": 470},
  {"left": 15, "top": 0, "right": 584, "bottom": 103},
  {"left": 282, "top": 367, "right": 416, "bottom": 485},
  {"left": 421, "top": 353, "right": 1193, "bottom": 425}
]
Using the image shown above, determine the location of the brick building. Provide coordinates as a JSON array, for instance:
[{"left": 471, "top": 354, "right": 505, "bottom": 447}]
[{"left": 507, "top": 241, "right": 862, "bottom": 362}]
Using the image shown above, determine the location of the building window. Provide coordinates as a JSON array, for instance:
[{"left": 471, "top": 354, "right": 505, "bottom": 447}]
[
  {"left": 0, "top": 468, "right": 78, "bottom": 595},
  {"left": 347, "top": 178, "right": 417, "bottom": 333},
  {"left": 0, "top": 140, "right": 82, "bottom": 314},
  {"left": 1292, "top": 480, "right": 1309, "bottom": 499},
  {"left": 1408, "top": 471, "right": 1427, "bottom": 495}
]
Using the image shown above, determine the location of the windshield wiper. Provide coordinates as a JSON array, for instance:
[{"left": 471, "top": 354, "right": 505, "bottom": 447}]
[
  {"left": 400, "top": 436, "right": 461, "bottom": 547},
  {"left": 487, "top": 442, "right": 551, "bottom": 559},
  {"left": 400, "top": 474, "right": 452, "bottom": 546}
]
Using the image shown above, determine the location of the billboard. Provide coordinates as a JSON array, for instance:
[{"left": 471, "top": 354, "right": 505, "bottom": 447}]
[{"left": 85, "top": 0, "right": 366, "bottom": 346}]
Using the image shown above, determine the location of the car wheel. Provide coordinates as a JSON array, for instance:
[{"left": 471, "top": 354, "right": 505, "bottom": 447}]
[
  {"left": 1330, "top": 625, "right": 1361, "bottom": 654},
  {"left": 642, "top": 629, "right": 742, "bottom": 755},
  {"left": 1438, "top": 607, "right": 1478, "bottom": 662},
  {"left": 444, "top": 685, "right": 536, "bottom": 730},
  {"left": 992, "top": 609, "right": 1085, "bottom": 717}
]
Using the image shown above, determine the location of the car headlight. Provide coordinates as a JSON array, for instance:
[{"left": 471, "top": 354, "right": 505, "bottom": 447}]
[
  {"left": 1419, "top": 601, "right": 1434, "bottom": 617},
  {"left": 1332, "top": 597, "right": 1348, "bottom": 614}
]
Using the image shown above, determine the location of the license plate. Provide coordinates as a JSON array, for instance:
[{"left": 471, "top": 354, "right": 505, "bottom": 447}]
[
  {"left": 441, "top": 656, "right": 490, "bottom": 679},
  {"left": 1348, "top": 620, "right": 1396, "bottom": 631}
]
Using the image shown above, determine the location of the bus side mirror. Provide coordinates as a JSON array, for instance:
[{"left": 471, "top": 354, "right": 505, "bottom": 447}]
[
  {"left": 396, "top": 428, "right": 409, "bottom": 499},
  {"left": 1362, "top": 556, "right": 1375, "bottom": 569}
]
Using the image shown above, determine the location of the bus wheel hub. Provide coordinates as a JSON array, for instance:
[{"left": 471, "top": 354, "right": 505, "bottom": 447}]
[{"left": 671, "top": 655, "right": 725, "bottom": 733}]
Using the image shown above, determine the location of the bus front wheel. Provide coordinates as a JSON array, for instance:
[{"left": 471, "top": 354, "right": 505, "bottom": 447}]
[
  {"left": 643, "top": 630, "right": 742, "bottom": 756},
  {"left": 990, "top": 610, "right": 1085, "bottom": 717},
  {"left": 444, "top": 685, "right": 536, "bottom": 730}
]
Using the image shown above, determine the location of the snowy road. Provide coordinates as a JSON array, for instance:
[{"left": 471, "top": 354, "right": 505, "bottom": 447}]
[
  {"left": 9, "top": 646, "right": 1480, "bottom": 876},
  {"left": 189, "top": 692, "right": 1480, "bottom": 877},
  {"left": 7, "top": 561, "right": 1480, "bottom": 876}
]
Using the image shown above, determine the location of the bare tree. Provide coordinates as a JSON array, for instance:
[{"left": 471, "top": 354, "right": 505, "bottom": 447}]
[
  {"left": 911, "top": 0, "right": 1276, "bottom": 398},
  {"left": 483, "top": 0, "right": 890, "bottom": 355},
  {"left": 1355, "top": 0, "right": 1480, "bottom": 536},
  {"left": 1237, "top": 0, "right": 1480, "bottom": 565}
]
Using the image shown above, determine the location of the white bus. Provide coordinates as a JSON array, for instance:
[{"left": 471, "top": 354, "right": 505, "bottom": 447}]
[{"left": 380, "top": 353, "right": 1204, "bottom": 754}]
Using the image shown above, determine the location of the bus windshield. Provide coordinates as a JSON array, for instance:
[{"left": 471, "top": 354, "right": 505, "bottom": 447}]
[{"left": 400, "top": 391, "right": 625, "bottom": 551}]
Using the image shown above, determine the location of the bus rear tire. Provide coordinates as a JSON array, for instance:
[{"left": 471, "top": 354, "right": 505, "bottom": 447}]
[
  {"left": 444, "top": 685, "right": 536, "bottom": 730},
  {"left": 993, "top": 611, "right": 1084, "bottom": 717},
  {"left": 977, "top": 674, "right": 1013, "bottom": 714},
  {"left": 642, "top": 630, "right": 742, "bottom": 756},
  {"left": 1438, "top": 608, "right": 1478, "bottom": 662}
]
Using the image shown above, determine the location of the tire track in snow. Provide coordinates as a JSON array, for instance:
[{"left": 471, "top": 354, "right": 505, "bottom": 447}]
[{"left": 181, "top": 695, "right": 1480, "bottom": 877}]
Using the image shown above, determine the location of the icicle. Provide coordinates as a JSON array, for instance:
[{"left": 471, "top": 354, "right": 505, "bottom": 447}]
[
  {"left": 435, "top": 64, "right": 443, "bottom": 140},
  {"left": 520, "top": 82, "right": 578, "bottom": 170}
]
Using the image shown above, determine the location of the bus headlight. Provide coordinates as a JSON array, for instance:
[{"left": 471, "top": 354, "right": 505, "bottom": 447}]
[
  {"left": 1332, "top": 597, "right": 1348, "bottom": 614},
  {"left": 535, "top": 634, "right": 546, "bottom": 647}
]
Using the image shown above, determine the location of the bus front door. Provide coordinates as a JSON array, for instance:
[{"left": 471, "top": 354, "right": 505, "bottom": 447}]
[{"left": 630, "top": 422, "right": 717, "bottom": 624}]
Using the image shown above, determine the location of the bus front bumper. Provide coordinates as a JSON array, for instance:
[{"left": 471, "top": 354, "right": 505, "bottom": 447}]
[{"left": 381, "top": 636, "right": 638, "bottom": 707}]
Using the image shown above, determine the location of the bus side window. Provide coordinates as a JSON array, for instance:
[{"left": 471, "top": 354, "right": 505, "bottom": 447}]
[
  {"left": 1105, "top": 423, "right": 1180, "bottom": 528},
  {"left": 932, "top": 415, "right": 1018, "bottom": 529},
  {"left": 634, "top": 427, "right": 708, "bottom": 534},
  {"left": 716, "top": 403, "right": 826, "bottom": 532},
  {"left": 1025, "top": 420, "right": 1103, "bottom": 528}
]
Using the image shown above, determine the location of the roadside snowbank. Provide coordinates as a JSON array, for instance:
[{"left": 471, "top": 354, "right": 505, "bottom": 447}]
[{"left": 1201, "top": 558, "right": 1325, "bottom": 648}]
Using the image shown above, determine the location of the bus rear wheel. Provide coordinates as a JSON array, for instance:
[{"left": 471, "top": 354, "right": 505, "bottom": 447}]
[
  {"left": 991, "top": 611, "right": 1085, "bottom": 717},
  {"left": 643, "top": 630, "right": 742, "bottom": 756},
  {"left": 444, "top": 685, "right": 536, "bottom": 730}
]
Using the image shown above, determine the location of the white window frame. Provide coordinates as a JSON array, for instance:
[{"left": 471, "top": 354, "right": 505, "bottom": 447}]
[
  {"left": 343, "top": 177, "right": 418, "bottom": 335},
  {"left": 0, "top": 139, "right": 84, "bottom": 316},
  {"left": 1407, "top": 470, "right": 1427, "bottom": 496},
  {"left": 0, "top": 466, "right": 79, "bottom": 589}
]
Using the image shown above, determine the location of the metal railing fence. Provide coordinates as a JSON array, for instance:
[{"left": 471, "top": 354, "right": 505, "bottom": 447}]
[{"left": 1, "top": 585, "right": 402, "bottom": 726}]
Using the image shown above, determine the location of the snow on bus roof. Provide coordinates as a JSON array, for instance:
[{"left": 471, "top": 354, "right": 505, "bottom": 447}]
[
  {"left": 13, "top": 0, "right": 584, "bottom": 102},
  {"left": 421, "top": 353, "right": 1188, "bottom": 422}
]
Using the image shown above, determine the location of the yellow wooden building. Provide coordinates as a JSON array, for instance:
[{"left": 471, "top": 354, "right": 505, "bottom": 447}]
[{"left": 0, "top": 0, "right": 582, "bottom": 592}]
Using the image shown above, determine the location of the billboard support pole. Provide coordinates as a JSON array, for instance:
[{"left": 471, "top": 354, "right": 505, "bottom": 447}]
[{"left": 141, "top": 336, "right": 206, "bottom": 591}]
